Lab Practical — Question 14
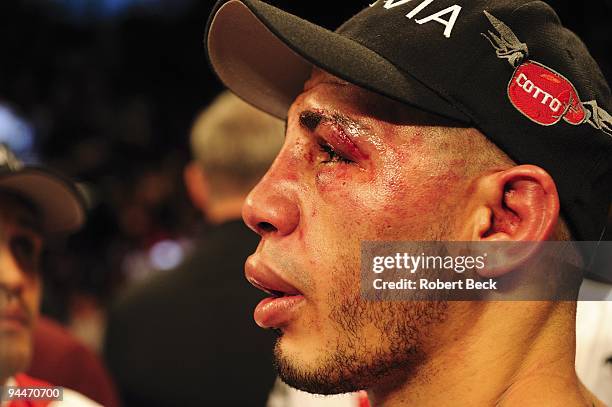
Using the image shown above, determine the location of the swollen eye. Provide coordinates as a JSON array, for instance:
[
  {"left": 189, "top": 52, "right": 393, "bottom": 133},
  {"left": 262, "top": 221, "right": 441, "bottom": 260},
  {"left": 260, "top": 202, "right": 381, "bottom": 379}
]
[{"left": 318, "top": 142, "right": 352, "bottom": 164}]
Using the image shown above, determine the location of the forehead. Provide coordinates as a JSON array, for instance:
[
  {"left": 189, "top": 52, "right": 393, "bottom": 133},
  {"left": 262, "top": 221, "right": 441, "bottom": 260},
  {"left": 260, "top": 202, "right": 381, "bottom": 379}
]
[
  {"left": 303, "top": 69, "right": 349, "bottom": 90},
  {"left": 0, "top": 191, "right": 42, "bottom": 234},
  {"left": 299, "top": 68, "right": 460, "bottom": 127},
  {"left": 301, "top": 69, "right": 398, "bottom": 118}
]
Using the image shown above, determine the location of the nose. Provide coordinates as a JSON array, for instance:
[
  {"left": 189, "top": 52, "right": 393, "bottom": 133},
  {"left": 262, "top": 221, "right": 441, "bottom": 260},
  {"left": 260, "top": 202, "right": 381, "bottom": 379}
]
[
  {"left": 0, "top": 244, "right": 26, "bottom": 297},
  {"left": 242, "top": 170, "right": 300, "bottom": 238}
]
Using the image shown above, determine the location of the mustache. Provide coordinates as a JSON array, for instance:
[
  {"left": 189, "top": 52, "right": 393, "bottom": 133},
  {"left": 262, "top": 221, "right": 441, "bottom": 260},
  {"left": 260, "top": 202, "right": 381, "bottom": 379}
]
[
  {"left": 260, "top": 251, "right": 315, "bottom": 294},
  {"left": 0, "top": 285, "right": 35, "bottom": 326}
]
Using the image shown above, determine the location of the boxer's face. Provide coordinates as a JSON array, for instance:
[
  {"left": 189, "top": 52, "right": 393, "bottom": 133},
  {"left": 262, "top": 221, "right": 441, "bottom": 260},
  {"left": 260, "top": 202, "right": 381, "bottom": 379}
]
[
  {"left": 243, "top": 69, "right": 473, "bottom": 393},
  {"left": 0, "top": 194, "right": 42, "bottom": 382}
]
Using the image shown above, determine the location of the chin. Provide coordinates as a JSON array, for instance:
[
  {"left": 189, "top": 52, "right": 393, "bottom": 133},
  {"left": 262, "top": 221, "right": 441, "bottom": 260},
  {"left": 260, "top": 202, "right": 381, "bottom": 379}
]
[
  {"left": 271, "top": 307, "right": 435, "bottom": 396},
  {"left": 274, "top": 343, "right": 361, "bottom": 395},
  {"left": 0, "top": 336, "right": 32, "bottom": 379},
  {"left": 272, "top": 332, "right": 376, "bottom": 395}
]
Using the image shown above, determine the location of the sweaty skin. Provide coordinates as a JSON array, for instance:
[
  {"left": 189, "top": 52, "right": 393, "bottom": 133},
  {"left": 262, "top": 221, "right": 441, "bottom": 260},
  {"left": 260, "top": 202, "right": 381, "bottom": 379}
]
[{"left": 243, "top": 69, "right": 602, "bottom": 407}]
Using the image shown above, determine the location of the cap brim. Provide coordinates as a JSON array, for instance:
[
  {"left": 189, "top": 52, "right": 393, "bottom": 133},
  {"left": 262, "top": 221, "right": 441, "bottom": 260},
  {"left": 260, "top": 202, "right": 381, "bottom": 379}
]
[
  {"left": 0, "top": 168, "right": 86, "bottom": 233},
  {"left": 205, "top": 0, "right": 470, "bottom": 123}
]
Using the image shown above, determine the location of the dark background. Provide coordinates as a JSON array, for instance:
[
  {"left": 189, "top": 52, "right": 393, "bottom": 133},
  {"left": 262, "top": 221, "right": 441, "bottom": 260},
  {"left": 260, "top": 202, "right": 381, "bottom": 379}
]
[{"left": 0, "top": 0, "right": 610, "bottom": 321}]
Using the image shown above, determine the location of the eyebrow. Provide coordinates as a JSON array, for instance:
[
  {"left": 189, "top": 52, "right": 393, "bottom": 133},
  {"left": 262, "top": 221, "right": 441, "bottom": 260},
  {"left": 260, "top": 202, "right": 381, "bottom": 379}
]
[{"left": 298, "top": 110, "right": 365, "bottom": 133}]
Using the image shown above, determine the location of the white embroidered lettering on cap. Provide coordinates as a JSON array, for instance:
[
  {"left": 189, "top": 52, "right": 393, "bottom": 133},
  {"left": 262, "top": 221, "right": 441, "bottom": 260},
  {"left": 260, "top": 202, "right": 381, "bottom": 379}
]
[{"left": 369, "top": 0, "right": 462, "bottom": 38}]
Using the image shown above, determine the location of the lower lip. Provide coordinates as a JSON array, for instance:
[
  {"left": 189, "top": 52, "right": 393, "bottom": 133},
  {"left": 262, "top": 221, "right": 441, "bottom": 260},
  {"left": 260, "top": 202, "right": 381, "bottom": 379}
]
[{"left": 254, "top": 295, "right": 305, "bottom": 328}]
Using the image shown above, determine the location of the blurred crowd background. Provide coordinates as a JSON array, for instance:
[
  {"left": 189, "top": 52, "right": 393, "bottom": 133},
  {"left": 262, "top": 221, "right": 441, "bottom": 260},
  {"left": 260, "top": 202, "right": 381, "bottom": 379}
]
[{"left": 0, "top": 0, "right": 610, "bottom": 406}]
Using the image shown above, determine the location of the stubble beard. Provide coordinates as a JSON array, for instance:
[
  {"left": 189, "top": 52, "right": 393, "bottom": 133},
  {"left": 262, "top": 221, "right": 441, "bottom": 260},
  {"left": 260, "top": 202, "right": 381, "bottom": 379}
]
[
  {"left": 273, "top": 267, "right": 448, "bottom": 395},
  {"left": 273, "top": 220, "right": 455, "bottom": 395}
]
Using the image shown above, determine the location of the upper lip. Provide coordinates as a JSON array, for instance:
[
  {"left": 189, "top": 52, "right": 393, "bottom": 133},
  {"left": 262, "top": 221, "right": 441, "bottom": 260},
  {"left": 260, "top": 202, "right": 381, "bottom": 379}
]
[{"left": 245, "top": 255, "right": 302, "bottom": 297}]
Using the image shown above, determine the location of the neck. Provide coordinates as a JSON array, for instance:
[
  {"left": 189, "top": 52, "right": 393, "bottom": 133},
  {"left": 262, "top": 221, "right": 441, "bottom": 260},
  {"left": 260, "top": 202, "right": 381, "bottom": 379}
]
[{"left": 368, "top": 301, "right": 598, "bottom": 407}]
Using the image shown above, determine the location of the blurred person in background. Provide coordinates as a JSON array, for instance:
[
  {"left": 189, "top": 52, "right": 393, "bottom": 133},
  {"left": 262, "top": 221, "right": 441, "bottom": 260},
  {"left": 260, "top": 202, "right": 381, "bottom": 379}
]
[
  {"left": 0, "top": 144, "right": 99, "bottom": 406},
  {"left": 104, "top": 91, "right": 283, "bottom": 406}
]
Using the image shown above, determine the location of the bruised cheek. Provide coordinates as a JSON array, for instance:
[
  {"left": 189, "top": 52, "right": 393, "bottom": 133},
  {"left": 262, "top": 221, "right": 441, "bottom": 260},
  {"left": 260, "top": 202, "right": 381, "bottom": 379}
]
[
  {"left": 341, "top": 146, "right": 453, "bottom": 238},
  {"left": 311, "top": 131, "right": 459, "bottom": 238},
  {"left": 374, "top": 161, "right": 464, "bottom": 238},
  {"left": 315, "top": 165, "right": 354, "bottom": 192},
  {"left": 313, "top": 168, "right": 411, "bottom": 242},
  {"left": 312, "top": 167, "right": 376, "bottom": 237},
  {"left": 313, "top": 138, "right": 407, "bottom": 213}
]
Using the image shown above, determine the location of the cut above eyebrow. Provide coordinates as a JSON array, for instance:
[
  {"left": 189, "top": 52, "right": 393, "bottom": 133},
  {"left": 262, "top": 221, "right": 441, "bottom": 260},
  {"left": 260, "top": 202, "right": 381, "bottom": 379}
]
[
  {"left": 299, "top": 110, "right": 323, "bottom": 131},
  {"left": 299, "top": 109, "right": 368, "bottom": 134}
]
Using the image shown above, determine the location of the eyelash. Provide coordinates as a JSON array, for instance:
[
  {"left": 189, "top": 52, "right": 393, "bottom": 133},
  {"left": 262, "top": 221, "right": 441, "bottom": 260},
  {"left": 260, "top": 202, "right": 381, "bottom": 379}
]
[{"left": 318, "top": 142, "right": 353, "bottom": 164}]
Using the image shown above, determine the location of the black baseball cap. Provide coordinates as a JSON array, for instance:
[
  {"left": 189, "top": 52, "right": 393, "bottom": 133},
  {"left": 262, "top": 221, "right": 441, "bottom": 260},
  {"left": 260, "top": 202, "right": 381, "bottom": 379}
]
[
  {"left": 0, "top": 145, "right": 86, "bottom": 233},
  {"left": 204, "top": 1, "right": 611, "bottom": 268}
]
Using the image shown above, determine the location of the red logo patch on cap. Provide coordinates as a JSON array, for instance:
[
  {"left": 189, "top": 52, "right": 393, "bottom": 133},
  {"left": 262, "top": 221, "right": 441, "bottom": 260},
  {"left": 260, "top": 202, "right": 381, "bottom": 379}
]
[
  {"left": 508, "top": 61, "right": 586, "bottom": 126},
  {"left": 482, "top": 10, "right": 612, "bottom": 137}
]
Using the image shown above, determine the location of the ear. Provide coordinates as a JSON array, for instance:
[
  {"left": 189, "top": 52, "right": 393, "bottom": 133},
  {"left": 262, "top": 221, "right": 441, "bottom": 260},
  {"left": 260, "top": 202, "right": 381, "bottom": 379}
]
[
  {"left": 183, "top": 162, "right": 210, "bottom": 213},
  {"left": 461, "top": 165, "right": 560, "bottom": 277}
]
